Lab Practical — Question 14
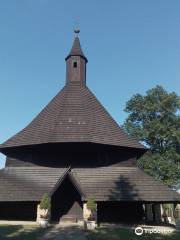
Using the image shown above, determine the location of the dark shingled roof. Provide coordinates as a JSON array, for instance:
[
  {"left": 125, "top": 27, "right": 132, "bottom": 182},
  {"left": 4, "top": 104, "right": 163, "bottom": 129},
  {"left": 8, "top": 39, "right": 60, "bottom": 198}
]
[
  {"left": 73, "top": 167, "right": 180, "bottom": 202},
  {"left": 0, "top": 167, "right": 179, "bottom": 202},
  {"left": 0, "top": 167, "right": 67, "bottom": 201},
  {"left": 0, "top": 82, "right": 145, "bottom": 150},
  {"left": 65, "top": 37, "right": 88, "bottom": 62},
  {"left": 0, "top": 35, "right": 145, "bottom": 151}
]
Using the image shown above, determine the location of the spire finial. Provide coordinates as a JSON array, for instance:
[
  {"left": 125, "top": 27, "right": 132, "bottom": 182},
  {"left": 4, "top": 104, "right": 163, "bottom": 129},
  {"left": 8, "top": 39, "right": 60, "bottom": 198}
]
[
  {"left": 74, "top": 28, "right": 80, "bottom": 37},
  {"left": 65, "top": 27, "right": 88, "bottom": 63},
  {"left": 74, "top": 18, "right": 80, "bottom": 37}
]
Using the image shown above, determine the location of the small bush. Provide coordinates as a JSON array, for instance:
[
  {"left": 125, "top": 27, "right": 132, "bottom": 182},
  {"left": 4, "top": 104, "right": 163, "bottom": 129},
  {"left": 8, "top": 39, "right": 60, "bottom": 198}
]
[
  {"left": 40, "top": 193, "right": 51, "bottom": 210},
  {"left": 87, "top": 198, "right": 96, "bottom": 211},
  {"left": 162, "top": 204, "right": 173, "bottom": 211}
]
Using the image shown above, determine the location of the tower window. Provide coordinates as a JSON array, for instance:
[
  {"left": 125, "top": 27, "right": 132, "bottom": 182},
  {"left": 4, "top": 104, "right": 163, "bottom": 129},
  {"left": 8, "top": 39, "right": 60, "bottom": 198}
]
[{"left": 73, "top": 62, "right": 77, "bottom": 68}]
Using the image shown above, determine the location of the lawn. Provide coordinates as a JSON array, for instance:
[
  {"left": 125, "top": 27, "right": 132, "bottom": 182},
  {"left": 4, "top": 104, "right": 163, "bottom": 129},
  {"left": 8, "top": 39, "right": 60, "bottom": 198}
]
[
  {"left": 0, "top": 225, "right": 180, "bottom": 240},
  {"left": 88, "top": 227, "right": 180, "bottom": 240},
  {"left": 0, "top": 225, "right": 50, "bottom": 240}
]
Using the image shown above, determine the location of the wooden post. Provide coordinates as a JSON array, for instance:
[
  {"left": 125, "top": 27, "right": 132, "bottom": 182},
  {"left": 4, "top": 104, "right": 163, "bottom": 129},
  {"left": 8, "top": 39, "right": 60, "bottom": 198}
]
[
  {"left": 153, "top": 203, "right": 162, "bottom": 224},
  {"left": 145, "top": 203, "right": 153, "bottom": 222},
  {"left": 36, "top": 204, "right": 41, "bottom": 223}
]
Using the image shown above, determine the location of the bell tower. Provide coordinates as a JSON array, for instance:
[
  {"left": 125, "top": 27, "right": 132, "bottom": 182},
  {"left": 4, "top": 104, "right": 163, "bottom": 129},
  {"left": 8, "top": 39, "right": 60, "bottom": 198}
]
[{"left": 65, "top": 30, "right": 88, "bottom": 84}]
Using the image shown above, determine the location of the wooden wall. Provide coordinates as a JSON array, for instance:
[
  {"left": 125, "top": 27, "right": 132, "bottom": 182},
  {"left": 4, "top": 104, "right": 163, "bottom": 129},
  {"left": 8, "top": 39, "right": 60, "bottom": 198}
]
[
  {"left": 0, "top": 202, "right": 37, "bottom": 220},
  {"left": 4, "top": 143, "right": 143, "bottom": 168},
  {"left": 97, "top": 201, "right": 144, "bottom": 223}
]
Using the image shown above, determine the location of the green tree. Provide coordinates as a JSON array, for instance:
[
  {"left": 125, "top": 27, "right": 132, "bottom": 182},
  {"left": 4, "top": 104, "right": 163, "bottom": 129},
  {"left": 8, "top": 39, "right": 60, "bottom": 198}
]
[{"left": 124, "top": 85, "right": 180, "bottom": 187}]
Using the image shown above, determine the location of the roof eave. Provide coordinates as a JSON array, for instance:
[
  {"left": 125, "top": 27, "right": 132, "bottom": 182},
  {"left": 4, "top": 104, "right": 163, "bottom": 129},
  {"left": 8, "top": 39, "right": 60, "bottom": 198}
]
[{"left": 65, "top": 54, "right": 88, "bottom": 63}]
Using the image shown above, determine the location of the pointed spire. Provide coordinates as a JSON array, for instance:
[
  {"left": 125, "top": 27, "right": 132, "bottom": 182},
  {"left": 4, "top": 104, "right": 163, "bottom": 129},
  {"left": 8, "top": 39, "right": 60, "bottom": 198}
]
[{"left": 65, "top": 30, "right": 88, "bottom": 62}]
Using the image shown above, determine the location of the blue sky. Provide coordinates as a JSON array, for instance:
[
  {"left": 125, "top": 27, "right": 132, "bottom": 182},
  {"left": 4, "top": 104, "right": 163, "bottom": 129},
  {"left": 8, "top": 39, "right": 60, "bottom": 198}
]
[{"left": 0, "top": 0, "right": 180, "bottom": 168}]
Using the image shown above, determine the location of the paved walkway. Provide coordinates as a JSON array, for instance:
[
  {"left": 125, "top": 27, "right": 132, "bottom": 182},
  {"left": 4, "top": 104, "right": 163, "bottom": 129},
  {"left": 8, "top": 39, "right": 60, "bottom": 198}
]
[
  {"left": 0, "top": 220, "right": 36, "bottom": 225},
  {"left": 41, "top": 223, "right": 88, "bottom": 240}
]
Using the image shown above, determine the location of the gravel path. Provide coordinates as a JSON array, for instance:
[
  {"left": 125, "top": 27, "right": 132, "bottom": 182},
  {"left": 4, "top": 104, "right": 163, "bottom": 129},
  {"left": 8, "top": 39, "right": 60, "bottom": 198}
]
[
  {"left": 0, "top": 220, "right": 36, "bottom": 225},
  {"left": 41, "top": 223, "right": 88, "bottom": 240}
]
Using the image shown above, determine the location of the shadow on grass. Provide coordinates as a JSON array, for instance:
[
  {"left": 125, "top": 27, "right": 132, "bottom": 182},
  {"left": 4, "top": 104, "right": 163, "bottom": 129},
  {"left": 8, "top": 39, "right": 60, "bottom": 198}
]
[
  {"left": 0, "top": 225, "right": 51, "bottom": 240},
  {"left": 87, "top": 227, "right": 180, "bottom": 240},
  {"left": 43, "top": 225, "right": 87, "bottom": 240},
  {"left": 1, "top": 224, "right": 179, "bottom": 240}
]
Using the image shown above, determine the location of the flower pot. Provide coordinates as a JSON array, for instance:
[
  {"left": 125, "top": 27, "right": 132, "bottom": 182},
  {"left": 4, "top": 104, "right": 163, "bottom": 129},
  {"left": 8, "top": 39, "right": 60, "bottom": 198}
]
[
  {"left": 40, "top": 219, "right": 49, "bottom": 228},
  {"left": 85, "top": 220, "right": 96, "bottom": 230}
]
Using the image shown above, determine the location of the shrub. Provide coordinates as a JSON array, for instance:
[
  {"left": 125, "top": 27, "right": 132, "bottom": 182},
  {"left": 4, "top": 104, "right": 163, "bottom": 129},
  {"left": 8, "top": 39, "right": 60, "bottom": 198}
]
[
  {"left": 39, "top": 193, "right": 51, "bottom": 219},
  {"left": 40, "top": 193, "right": 51, "bottom": 210},
  {"left": 87, "top": 198, "right": 96, "bottom": 211}
]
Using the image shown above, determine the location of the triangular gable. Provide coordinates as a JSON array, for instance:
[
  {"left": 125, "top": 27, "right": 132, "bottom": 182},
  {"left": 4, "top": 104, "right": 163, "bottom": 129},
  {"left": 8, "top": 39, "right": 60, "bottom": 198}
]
[{"left": 50, "top": 167, "right": 86, "bottom": 200}]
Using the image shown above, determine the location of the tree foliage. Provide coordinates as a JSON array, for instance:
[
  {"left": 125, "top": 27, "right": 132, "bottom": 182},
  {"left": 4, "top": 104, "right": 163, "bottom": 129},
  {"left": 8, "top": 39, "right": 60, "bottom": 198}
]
[{"left": 124, "top": 85, "right": 180, "bottom": 187}]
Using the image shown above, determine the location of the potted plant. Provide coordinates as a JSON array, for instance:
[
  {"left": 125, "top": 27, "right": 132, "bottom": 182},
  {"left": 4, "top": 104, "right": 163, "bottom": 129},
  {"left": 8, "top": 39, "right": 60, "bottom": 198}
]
[
  {"left": 85, "top": 198, "right": 97, "bottom": 230},
  {"left": 39, "top": 193, "right": 51, "bottom": 227}
]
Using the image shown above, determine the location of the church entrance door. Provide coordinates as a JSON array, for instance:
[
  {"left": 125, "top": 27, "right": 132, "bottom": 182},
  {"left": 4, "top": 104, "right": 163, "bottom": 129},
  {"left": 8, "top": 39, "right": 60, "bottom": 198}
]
[{"left": 51, "top": 175, "right": 83, "bottom": 222}]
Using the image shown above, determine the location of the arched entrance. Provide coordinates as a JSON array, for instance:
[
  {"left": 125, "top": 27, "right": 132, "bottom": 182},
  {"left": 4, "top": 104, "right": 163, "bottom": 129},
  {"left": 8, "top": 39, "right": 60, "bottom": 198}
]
[{"left": 51, "top": 174, "right": 83, "bottom": 222}]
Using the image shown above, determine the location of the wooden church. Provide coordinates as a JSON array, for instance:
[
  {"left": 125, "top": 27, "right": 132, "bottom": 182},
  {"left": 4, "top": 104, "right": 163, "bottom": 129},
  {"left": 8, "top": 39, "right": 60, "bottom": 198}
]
[{"left": 0, "top": 32, "right": 179, "bottom": 223}]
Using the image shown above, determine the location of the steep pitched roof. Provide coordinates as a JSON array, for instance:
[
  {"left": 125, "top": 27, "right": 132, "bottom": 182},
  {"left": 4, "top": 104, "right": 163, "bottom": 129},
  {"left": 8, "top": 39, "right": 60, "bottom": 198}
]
[
  {"left": 0, "top": 35, "right": 145, "bottom": 151},
  {"left": 73, "top": 167, "right": 180, "bottom": 202},
  {"left": 0, "top": 166, "right": 179, "bottom": 202},
  {"left": 0, "top": 167, "right": 67, "bottom": 201},
  {"left": 0, "top": 82, "right": 145, "bottom": 150},
  {"left": 65, "top": 37, "right": 88, "bottom": 62}
]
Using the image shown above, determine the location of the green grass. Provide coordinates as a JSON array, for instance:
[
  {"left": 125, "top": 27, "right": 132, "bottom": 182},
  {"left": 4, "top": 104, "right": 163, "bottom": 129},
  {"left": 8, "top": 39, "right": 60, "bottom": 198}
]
[
  {"left": 0, "top": 225, "right": 50, "bottom": 240},
  {"left": 88, "top": 227, "right": 180, "bottom": 240},
  {"left": 0, "top": 225, "right": 180, "bottom": 240}
]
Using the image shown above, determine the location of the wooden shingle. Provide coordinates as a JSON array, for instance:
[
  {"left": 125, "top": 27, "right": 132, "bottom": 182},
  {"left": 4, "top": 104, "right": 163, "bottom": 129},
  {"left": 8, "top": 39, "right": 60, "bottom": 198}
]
[
  {"left": 0, "top": 83, "right": 145, "bottom": 150},
  {"left": 0, "top": 167, "right": 179, "bottom": 202}
]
